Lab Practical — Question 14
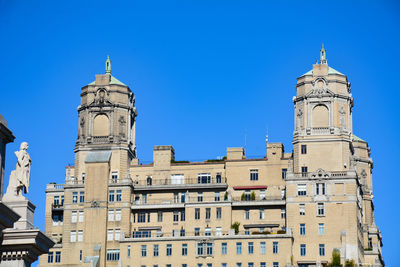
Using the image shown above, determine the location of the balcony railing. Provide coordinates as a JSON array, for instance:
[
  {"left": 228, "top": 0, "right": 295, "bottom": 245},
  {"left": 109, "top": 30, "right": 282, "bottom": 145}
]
[
  {"left": 51, "top": 203, "right": 64, "bottom": 210},
  {"left": 130, "top": 229, "right": 291, "bottom": 239},
  {"left": 291, "top": 171, "right": 350, "bottom": 178},
  {"left": 92, "top": 136, "right": 109, "bottom": 143},
  {"left": 135, "top": 177, "right": 227, "bottom": 187},
  {"left": 46, "top": 184, "right": 65, "bottom": 191}
]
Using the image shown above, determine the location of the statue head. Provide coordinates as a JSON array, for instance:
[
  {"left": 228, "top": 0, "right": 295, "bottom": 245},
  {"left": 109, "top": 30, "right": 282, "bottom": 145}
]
[{"left": 20, "top": 142, "right": 28, "bottom": 151}]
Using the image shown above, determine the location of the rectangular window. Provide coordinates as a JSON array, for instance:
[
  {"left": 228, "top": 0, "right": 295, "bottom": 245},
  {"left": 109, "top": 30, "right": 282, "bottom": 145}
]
[
  {"left": 158, "top": 211, "right": 163, "bottom": 222},
  {"left": 250, "top": 169, "right": 259, "bottom": 181},
  {"left": 216, "top": 207, "right": 222, "bottom": 219},
  {"left": 281, "top": 208, "right": 286, "bottom": 219},
  {"left": 138, "top": 212, "right": 146, "bottom": 223},
  {"left": 141, "top": 245, "right": 147, "bottom": 257},
  {"left": 319, "top": 244, "right": 325, "bottom": 256},
  {"left": 301, "top": 166, "right": 308, "bottom": 177},
  {"left": 195, "top": 208, "right": 200, "bottom": 220},
  {"left": 61, "top": 195, "right": 64, "bottom": 205},
  {"left": 48, "top": 252, "right": 53, "bottom": 263},
  {"left": 300, "top": 224, "right": 306, "bottom": 235},
  {"left": 182, "top": 265, "right": 187, "bottom": 267},
  {"left": 115, "top": 229, "right": 120, "bottom": 241},
  {"left": 173, "top": 211, "right": 179, "bottom": 222},
  {"left": 248, "top": 263, "right": 254, "bottom": 267},
  {"left": 198, "top": 173, "right": 211, "bottom": 184},
  {"left": 216, "top": 227, "right": 222, "bottom": 236},
  {"left": 198, "top": 192, "right": 203, "bottom": 202},
  {"left": 115, "top": 209, "right": 121, "bottom": 221},
  {"left": 181, "top": 210, "right": 185, "bottom": 221},
  {"left": 78, "top": 211, "right": 84, "bottom": 222},
  {"left": 216, "top": 173, "right": 222, "bottom": 183},
  {"left": 273, "top": 242, "right": 279, "bottom": 254},
  {"left": 207, "top": 243, "right": 213, "bottom": 255},
  {"left": 182, "top": 244, "right": 187, "bottom": 256},
  {"left": 259, "top": 209, "right": 265, "bottom": 219},
  {"left": 260, "top": 263, "right": 266, "bottom": 267},
  {"left": 108, "top": 210, "right": 114, "bottom": 221},
  {"left": 206, "top": 208, "right": 211, "bottom": 220},
  {"left": 260, "top": 242, "right": 266, "bottom": 254},
  {"left": 79, "top": 191, "right": 84, "bottom": 203},
  {"left": 236, "top": 263, "right": 242, "bottom": 267},
  {"left": 215, "top": 192, "right": 220, "bottom": 201},
  {"left": 107, "top": 229, "right": 113, "bottom": 241},
  {"left": 80, "top": 250, "right": 82, "bottom": 262},
  {"left": 197, "top": 243, "right": 204, "bottom": 255},
  {"left": 127, "top": 245, "right": 131, "bottom": 257},
  {"left": 281, "top": 168, "right": 287, "bottom": 179},
  {"left": 180, "top": 228, "right": 185, "bottom": 236},
  {"left": 273, "top": 263, "right": 278, "bottom": 267},
  {"left": 195, "top": 227, "right": 200, "bottom": 236},
  {"left": 297, "top": 184, "right": 307, "bottom": 196},
  {"left": 111, "top": 171, "right": 118, "bottom": 183},
  {"left": 316, "top": 183, "right": 326, "bottom": 195},
  {"left": 109, "top": 190, "right": 115, "bottom": 202},
  {"left": 55, "top": 251, "right": 61, "bottom": 263},
  {"left": 72, "top": 192, "right": 78, "bottom": 203},
  {"left": 71, "top": 211, "right": 77, "bottom": 223},
  {"left": 171, "top": 174, "right": 184, "bottom": 184},
  {"left": 54, "top": 196, "right": 59, "bottom": 205},
  {"left": 260, "top": 189, "right": 265, "bottom": 200},
  {"left": 181, "top": 193, "right": 186, "bottom": 203},
  {"left": 245, "top": 209, "right": 250, "bottom": 220},
  {"left": 207, "top": 264, "right": 212, "bottom": 267},
  {"left": 300, "top": 244, "right": 306, "bottom": 256},
  {"left": 319, "top": 223, "right": 325, "bottom": 235},
  {"left": 222, "top": 264, "right": 227, "bottom": 267},
  {"left": 301, "top": 144, "right": 307, "bottom": 154},
  {"left": 82, "top": 173, "right": 85, "bottom": 184},
  {"left": 205, "top": 227, "right": 211, "bottom": 236},
  {"left": 174, "top": 193, "right": 179, "bottom": 203},
  {"left": 70, "top": 231, "right": 76, "bottom": 242},
  {"left": 248, "top": 242, "right": 254, "bottom": 254},
  {"left": 166, "top": 244, "right": 172, "bottom": 256},
  {"left": 299, "top": 204, "right": 305, "bottom": 215},
  {"left": 153, "top": 244, "right": 159, "bottom": 257},
  {"left": 78, "top": 230, "right": 83, "bottom": 242},
  {"left": 317, "top": 203, "right": 325, "bottom": 216},
  {"left": 222, "top": 242, "right": 227, "bottom": 255},
  {"left": 116, "top": 190, "right": 122, "bottom": 201},
  {"left": 236, "top": 242, "right": 242, "bottom": 255},
  {"left": 106, "top": 249, "right": 120, "bottom": 261}
]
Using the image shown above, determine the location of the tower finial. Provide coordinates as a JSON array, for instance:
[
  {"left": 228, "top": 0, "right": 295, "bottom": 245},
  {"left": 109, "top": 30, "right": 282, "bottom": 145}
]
[
  {"left": 320, "top": 44, "right": 327, "bottom": 64},
  {"left": 105, "top": 55, "right": 111, "bottom": 74}
]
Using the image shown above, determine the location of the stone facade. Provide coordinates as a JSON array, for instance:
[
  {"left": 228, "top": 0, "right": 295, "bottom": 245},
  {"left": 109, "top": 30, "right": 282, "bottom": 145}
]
[{"left": 39, "top": 49, "right": 384, "bottom": 267}]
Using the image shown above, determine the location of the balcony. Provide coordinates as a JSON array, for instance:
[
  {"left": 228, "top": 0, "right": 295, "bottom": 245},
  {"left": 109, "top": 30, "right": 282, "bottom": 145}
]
[
  {"left": 126, "top": 228, "right": 292, "bottom": 241},
  {"left": 134, "top": 177, "right": 228, "bottom": 191},
  {"left": 45, "top": 183, "right": 64, "bottom": 193},
  {"left": 51, "top": 203, "right": 64, "bottom": 211},
  {"left": 231, "top": 196, "right": 285, "bottom": 207}
]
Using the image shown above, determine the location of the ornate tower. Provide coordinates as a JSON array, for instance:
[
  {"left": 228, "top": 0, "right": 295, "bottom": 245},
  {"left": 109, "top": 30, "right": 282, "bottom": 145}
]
[
  {"left": 293, "top": 45, "right": 353, "bottom": 173},
  {"left": 73, "top": 56, "right": 137, "bottom": 180}
]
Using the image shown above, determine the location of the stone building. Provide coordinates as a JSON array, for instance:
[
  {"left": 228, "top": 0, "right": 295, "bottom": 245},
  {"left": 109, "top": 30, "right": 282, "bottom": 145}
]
[{"left": 39, "top": 49, "right": 384, "bottom": 267}]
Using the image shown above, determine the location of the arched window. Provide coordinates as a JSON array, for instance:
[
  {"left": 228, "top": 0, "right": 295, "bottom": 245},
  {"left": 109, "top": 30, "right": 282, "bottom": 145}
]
[
  {"left": 312, "top": 105, "right": 329, "bottom": 128},
  {"left": 93, "top": 114, "right": 110, "bottom": 136}
]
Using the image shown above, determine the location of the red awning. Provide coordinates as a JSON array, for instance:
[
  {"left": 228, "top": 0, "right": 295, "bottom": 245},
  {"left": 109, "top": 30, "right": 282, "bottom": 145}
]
[{"left": 233, "top": 186, "right": 268, "bottom": 190}]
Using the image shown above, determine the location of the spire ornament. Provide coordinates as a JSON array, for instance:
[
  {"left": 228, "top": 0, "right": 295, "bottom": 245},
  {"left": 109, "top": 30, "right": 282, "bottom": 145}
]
[
  {"left": 320, "top": 44, "right": 327, "bottom": 64},
  {"left": 105, "top": 55, "right": 111, "bottom": 74}
]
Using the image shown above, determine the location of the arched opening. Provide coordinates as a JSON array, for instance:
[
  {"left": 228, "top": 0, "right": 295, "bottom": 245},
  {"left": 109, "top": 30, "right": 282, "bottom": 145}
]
[
  {"left": 93, "top": 114, "right": 110, "bottom": 136},
  {"left": 312, "top": 105, "right": 329, "bottom": 128}
]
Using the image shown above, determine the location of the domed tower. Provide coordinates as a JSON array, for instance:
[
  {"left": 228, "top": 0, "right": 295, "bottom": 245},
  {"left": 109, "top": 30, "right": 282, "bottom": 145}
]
[
  {"left": 293, "top": 45, "right": 353, "bottom": 173},
  {"left": 73, "top": 56, "right": 137, "bottom": 180}
]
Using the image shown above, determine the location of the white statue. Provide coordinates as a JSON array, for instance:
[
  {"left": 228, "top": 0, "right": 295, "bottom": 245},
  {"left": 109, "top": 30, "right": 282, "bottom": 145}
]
[{"left": 6, "top": 142, "right": 31, "bottom": 197}]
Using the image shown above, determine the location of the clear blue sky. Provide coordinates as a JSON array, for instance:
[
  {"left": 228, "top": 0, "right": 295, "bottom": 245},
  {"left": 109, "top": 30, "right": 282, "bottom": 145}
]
[{"left": 1, "top": 1, "right": 399, "bottom": 265}]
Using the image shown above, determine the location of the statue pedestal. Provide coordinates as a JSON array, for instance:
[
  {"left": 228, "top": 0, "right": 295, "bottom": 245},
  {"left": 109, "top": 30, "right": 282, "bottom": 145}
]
[{"left": 1, "top": 194, "right": 35, "bottom": 230}]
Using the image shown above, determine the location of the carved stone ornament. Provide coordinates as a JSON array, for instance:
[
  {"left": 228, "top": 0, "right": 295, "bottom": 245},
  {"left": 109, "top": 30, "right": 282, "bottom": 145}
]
[
  {"left": 361, "top": 169, "right": 367, "bottom": 179},
  {"left": 310, "top": 168, "right": 330, "bottom": 178},
  {"left": 119, "top": 116, "right": 126, "bottom": 137},
  {"left": 339, "top": 105, "right": 346, "bottom": 128},
  {"left": 296, "top": 108, "right": 303, "bottom": 130},
  {"left": 91, "top": 200, "right": 100, "bottom": 208},
  {"left": 310, "top": 77, "right": 329, "bottom": 97}
]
